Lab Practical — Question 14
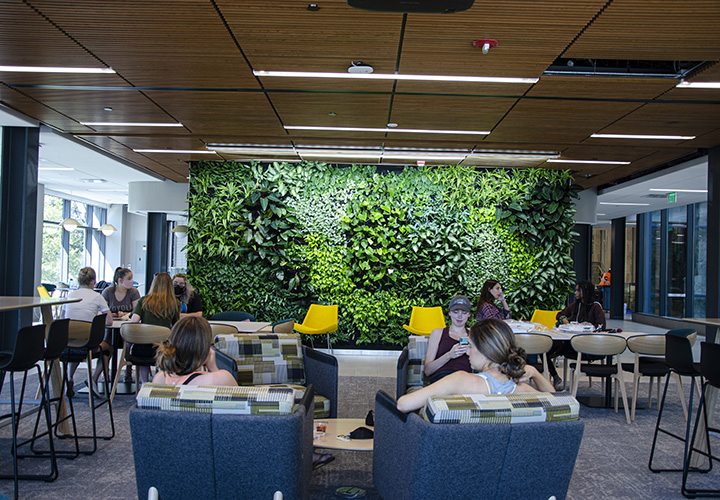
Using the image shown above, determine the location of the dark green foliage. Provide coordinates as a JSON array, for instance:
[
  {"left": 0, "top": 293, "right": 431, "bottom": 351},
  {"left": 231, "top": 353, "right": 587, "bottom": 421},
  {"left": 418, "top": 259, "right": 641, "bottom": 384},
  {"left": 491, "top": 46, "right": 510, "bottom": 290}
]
[{"left": 186, "top": 161, "right": 579, "bottom": 345}]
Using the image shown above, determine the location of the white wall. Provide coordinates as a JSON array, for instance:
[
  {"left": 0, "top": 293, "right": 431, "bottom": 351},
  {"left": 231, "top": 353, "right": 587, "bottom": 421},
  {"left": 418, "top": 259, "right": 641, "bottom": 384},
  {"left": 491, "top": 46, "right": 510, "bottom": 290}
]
[{"left": 122, "top": 210, "right": 148, "bottom": 294}]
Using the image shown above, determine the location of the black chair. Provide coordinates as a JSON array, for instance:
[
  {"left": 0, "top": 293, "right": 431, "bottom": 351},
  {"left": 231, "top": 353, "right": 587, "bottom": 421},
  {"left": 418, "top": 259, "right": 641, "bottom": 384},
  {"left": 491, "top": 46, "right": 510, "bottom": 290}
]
[
  {"left": 649, "top": 333, "right": 703, "bottom": 473},
  {"left": 59, "top": 314, "right": 115, "bottom": 455},
  {"left": 0, "top": 324, "right": 58, "bottom": 500},
  {"left": 210, "top": 311, "right": 255, "bottom": 322},
  {"left": 682, "top": 342, "right": 720, "bottom": 497}
]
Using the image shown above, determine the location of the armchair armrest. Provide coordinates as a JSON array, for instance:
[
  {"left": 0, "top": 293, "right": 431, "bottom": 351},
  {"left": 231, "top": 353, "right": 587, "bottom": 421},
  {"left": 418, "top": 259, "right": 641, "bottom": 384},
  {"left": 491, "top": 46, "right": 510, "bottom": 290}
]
[
  {"left": 213, "top": 346, "right": 238, "bottom": 383},
  {"left": 303, "top": 346, "right": 338, "bottom": 418},
  {"left": 396, "top": 346, "right": 409, "bottom": 399}
]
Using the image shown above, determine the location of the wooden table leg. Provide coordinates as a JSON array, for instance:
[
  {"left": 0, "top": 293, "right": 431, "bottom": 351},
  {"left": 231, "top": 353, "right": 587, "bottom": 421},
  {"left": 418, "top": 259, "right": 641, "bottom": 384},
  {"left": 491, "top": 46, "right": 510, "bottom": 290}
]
[
  {"left": 41, "top": 305, "right": 70, "bottom": 435},
  {"left": 689, "top": 385, "right": 717, "bottom": 468}
]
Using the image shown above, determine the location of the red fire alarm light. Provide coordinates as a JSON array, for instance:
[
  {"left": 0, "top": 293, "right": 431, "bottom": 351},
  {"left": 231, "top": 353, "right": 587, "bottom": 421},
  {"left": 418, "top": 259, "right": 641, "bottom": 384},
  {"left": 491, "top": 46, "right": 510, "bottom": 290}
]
[{"left": 472, "top": 39, "right": 498, "bottom": 54}]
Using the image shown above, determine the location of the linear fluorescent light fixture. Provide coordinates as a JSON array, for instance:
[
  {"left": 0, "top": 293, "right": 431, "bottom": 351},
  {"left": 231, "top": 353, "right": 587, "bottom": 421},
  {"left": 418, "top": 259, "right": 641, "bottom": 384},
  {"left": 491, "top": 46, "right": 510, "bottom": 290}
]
[
  {"left": 81, "top": 122, "right": 184, "bottom": 127},
  {"left": 591, "top": 133, "right": 695, "bottom": 140},
  {"left": 547, "top": 159, "right": 630, "bottom": 165},
  {"left": 254, "top": 70, "right": 538, "bottom": 84},
  {"left": 0, "top": 65, "right": 115, "bottom": 74},
  {"left": 133, "top": 149, "right": 216, "bottom": 154},
  {"left": 285, "top": 125, "right": 490, "bottom": 135},
  {"left": 599, "top": 202, "right": 651, "bottom": 206},
  {"left": 676, "top": 81, "right": 720, "bottom": 89},
  {"left": 649, "top": 188, "right": 708, "bottom": 193},
  {"left": 206, "top": 144, "right": 295, "bottom": 154}
]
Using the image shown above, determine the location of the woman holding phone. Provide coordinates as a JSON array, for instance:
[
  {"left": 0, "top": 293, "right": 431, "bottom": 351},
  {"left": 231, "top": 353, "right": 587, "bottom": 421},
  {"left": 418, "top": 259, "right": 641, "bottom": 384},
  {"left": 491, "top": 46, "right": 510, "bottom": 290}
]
[
  {"left": 475, "top": 279, "right": 512, "bottom": 321},
  {"left": 423, "top": 295, "right": 473, "bottom": 383}
]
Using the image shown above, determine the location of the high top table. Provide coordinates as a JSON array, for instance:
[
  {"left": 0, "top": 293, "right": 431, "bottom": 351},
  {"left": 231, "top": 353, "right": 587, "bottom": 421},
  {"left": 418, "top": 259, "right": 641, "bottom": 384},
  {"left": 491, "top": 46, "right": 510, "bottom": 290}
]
[{"left": 0, "top": 296, "right": 82, "bottom": 434}]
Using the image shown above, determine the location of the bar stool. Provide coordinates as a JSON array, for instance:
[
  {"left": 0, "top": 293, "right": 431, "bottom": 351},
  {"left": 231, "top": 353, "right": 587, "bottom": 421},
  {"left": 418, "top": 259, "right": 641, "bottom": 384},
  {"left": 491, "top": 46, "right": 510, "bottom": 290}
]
[
  {"left": 649, "top": 333, "right": 703, "bottom": 473},
  {"left": 682, "top": 342, "right": 720, "bottom": 497},
  {"left": 59, "top": 314, "right": 115, "bottom": 455},
  {"left": 0, "top": 324, "right": 57, "bottom": 500}
]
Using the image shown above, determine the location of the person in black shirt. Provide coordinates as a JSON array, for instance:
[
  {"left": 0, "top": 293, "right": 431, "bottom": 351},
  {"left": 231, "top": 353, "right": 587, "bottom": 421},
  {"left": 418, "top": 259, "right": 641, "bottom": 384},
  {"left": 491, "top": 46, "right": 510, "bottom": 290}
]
[{"left": 172, "top": 273, "right": 203, "bottom": 317}]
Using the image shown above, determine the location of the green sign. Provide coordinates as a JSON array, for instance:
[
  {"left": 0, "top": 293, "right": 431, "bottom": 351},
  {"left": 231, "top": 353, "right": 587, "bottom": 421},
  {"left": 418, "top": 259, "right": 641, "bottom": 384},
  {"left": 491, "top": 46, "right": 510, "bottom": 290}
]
[{"left": 668, "top": 192, "right": 677, "bottom": 203}]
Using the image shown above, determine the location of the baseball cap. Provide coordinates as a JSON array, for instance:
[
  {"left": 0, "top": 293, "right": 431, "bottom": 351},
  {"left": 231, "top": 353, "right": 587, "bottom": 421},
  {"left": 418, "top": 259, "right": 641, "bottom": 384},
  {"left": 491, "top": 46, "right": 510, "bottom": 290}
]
[{"left": 448, "top": 294, "right": 471, "bottom": 313}]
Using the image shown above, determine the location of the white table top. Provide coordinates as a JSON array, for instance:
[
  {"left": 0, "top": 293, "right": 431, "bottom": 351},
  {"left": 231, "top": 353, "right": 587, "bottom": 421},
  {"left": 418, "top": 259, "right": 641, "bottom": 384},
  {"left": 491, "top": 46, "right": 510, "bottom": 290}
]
[
  {"left": 313, "top": 418, "right": 374, "bottom": 451},
  {"left": 0, "top": 296, "right": 80, "bottom": 312}
]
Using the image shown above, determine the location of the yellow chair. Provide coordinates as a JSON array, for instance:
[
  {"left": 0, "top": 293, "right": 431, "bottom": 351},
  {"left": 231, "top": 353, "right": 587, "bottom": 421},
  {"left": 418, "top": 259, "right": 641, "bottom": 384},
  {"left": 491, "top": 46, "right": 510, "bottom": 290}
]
[
  {"left": 402, "top": 306, "right": 446, "bottom": 336},
  {"left": 37, "top": 285, "right": 52, "bottom": 298},
  {"left": 294, "top": 305, "right": 337, "bottom": 352},
  {"left": 530, "top": 309, "right": 561, "bottom": 330}
]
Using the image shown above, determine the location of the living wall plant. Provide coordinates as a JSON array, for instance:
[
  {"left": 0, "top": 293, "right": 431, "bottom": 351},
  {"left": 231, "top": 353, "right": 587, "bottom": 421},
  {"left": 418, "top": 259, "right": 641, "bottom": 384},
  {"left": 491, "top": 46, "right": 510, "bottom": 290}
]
[{"left": 186, "top": 161, "right": 579, "bottom": 346}]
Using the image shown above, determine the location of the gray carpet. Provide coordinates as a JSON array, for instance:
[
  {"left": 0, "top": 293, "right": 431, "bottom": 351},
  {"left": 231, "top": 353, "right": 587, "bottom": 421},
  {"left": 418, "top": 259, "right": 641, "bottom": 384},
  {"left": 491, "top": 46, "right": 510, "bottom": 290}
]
[{"left": 0, "top": 372, "right": 717, "bottom": 499}]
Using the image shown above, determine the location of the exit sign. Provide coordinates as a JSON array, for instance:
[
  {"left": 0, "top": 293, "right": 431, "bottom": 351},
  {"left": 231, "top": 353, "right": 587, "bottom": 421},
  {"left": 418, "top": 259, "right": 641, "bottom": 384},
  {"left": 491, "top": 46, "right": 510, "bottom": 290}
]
[{"left": 668, "top": 192, "right": 677, "bottom": 203}]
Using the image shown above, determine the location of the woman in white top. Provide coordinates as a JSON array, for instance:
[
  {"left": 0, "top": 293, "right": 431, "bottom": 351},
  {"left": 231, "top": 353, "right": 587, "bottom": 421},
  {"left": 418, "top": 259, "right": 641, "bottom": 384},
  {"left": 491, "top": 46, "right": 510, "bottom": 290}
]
[
  {"left": 397, "top": 318, "right": 555, "bottom": 412},
  {"left": 61, "top": 267, "right": 114, "bottom": 394},
  {"left": 152, "top": 316, "right": 237, "bottom": 387}
]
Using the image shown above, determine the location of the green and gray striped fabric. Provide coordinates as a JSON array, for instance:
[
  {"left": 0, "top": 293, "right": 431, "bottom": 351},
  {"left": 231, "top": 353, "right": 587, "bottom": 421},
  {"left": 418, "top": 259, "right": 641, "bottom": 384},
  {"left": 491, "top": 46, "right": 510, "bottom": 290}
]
[
  {"left": 407, "top": 335, "right": 429, "bottom": 387},
  {"left": 422, "top": 392, "right": 580, "bottom": 424},
  {"left": 136, "top": 383, "right": 295, "bottom": 415},
  {"left": 214, "top": 333, "right": 305, "bottom": 385}
]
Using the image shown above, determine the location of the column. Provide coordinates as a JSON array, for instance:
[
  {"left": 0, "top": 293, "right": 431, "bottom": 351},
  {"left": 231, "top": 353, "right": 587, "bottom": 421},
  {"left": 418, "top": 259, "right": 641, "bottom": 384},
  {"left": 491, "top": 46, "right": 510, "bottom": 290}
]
[
  {"left": 610, "top": 217, "right": 626, "bottom": 319},
  {"left": 706, "top": 146, "right": 720, "bottom": 341},
  {"left": 145, "top": 212, "right": 168, "bottom": 288}
]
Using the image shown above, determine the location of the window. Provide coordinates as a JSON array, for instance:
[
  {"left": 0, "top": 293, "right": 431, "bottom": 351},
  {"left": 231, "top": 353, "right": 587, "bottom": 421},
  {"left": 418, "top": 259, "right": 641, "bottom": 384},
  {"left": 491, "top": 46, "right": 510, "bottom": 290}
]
[
  {"left": 650, "top": 210, "right": 662, "bottom": 315},
  {"left": 666, "top": 206, "right": 687, "bottom": 318},
  {"left": 693, "top": 201, "right": 707, "bottom": 317}
]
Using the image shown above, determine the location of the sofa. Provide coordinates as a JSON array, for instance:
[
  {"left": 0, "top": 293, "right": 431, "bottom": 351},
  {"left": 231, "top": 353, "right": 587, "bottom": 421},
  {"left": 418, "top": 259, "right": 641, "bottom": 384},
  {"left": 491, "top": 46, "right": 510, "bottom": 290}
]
[
  {"left": 396, "top": 334, "right": 429, "bottom": 398},
  {"left": 213, "top": 332, "right": 338, "bottom": 418},
  {"left": 373, "top": 390, "right": 585, "bottom": 500},
  {"left": 129, "top": 383, "right": 314, "bottom": 500}
]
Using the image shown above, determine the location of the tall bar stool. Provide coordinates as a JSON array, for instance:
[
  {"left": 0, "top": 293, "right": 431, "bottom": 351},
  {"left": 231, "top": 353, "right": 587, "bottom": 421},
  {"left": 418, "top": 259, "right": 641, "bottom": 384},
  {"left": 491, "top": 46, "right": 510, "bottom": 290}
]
[
  {"left": 0, "top": 324, "right": 58, "bottom": 500},
  {"left": 649, "top": 333, "right": 703, "bottom": 473},
  {"left": 59, "top": 314, "right": 115, "bottom": 455},
  {"left": 682, "top": 342, "right": 720, "bottom": 497}
]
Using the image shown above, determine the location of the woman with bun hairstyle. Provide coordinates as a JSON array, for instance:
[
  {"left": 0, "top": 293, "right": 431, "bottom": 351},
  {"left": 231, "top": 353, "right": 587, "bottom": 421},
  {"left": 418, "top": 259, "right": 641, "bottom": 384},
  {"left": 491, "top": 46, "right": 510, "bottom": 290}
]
[
  {"left": 475, "top": 279, "right": 512, "bottom": 321},
  {"left": 397, "top": 318, "right": 554, "bottom": 412},
  {"left": 152, "top": 316, "right": 237, "bottom": 386}
]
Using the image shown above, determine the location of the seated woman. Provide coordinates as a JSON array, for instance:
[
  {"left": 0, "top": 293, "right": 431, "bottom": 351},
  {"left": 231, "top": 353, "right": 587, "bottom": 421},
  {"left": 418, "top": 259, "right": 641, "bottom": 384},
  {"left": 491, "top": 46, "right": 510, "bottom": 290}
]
[
  {"left": 547, "top": 280, "right": 607, "bottom": 389},
  {"left": 152, "top": 316, "right": 237, "bottom": 386},
  {"left": 423, "top": 295, "right": 474, "bottom": 383},
  {"left": 475, "top": 279, "right": 512, "bottom": 321},
  {"left": 130, "top": 272, "right": 181, "bottom": 384},
  {"left": 172, "top": 273, "right": 203, "bottom": 318},
  {"left": 61, "top": 267, "right": 114, "bottom": 396},
  {"left": 398, "top": 318, "right": 554, "bottom": 413}
]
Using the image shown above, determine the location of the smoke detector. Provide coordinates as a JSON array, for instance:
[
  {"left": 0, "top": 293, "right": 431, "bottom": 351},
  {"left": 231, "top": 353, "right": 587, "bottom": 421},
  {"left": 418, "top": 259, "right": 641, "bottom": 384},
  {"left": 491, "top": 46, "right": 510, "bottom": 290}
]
[{"left": 348, "top": 61, "right": 374, "bottom": 74}]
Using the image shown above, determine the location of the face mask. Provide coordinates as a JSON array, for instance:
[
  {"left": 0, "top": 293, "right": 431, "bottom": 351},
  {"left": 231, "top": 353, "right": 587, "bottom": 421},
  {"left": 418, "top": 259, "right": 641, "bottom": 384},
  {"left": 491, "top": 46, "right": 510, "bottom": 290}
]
[{"left": 174, "top": 284, "right": 185, "bottom": 296}]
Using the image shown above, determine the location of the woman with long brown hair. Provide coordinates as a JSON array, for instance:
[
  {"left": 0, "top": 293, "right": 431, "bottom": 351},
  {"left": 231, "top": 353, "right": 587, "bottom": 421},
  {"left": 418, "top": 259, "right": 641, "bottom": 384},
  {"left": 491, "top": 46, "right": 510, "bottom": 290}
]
[{"left": 130, "top": 272, "right": 181, "bottom": 383}]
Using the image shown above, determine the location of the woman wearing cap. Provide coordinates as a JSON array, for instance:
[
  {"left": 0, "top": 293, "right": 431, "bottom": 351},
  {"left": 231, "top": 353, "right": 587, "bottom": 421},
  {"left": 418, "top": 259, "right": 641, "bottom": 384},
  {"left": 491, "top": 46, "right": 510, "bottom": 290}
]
[
  {"left": 475, "top": 279, "right": 512, "bottom": 321},
  {"left": 423, "top": 295, "right": 473, "bottom": 383}
]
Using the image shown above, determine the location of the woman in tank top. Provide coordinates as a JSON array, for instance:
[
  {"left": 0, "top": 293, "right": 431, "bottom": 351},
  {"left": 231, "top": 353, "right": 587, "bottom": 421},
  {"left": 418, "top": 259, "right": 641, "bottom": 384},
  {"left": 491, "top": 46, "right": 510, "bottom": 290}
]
[
  {"left": 423, "top": 295, "right": 474, "bottom": 383},
  {"left": 152, "top": 316, "right": 237, "bottom": 387},
  {"left": 398, "top": 318, "right": 555, "bottom": 412}
]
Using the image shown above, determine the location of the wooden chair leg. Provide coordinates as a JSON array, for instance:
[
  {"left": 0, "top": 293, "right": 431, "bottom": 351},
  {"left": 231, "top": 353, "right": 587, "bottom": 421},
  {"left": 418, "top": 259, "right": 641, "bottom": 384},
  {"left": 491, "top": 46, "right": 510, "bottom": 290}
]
[{"left": 675, "top": 372, "right": 688, "bottom": 421}]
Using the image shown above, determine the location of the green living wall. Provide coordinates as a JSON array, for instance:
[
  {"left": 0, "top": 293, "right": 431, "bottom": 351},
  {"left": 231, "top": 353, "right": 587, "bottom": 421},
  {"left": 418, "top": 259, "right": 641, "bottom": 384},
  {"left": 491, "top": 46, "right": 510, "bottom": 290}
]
[{"left": 186, "top": 161, "right": 579, "bottom": 347}]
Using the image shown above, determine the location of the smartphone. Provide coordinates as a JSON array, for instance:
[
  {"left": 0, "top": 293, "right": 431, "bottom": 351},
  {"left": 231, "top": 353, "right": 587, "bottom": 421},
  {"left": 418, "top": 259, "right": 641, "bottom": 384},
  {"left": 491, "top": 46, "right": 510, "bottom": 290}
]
[{"left": 459, "top": 336, "right": 469, "bottom": 346}]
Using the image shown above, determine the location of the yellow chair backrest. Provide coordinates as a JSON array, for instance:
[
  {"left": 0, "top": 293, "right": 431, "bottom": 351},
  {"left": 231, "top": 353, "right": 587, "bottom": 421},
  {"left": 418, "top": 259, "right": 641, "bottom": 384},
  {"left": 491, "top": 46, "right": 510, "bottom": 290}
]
[
  {"left": 37, "top": 285, "right": 51, "bottom": 298},
  {"left": 403, "top": 306, "right": 446, "bottom": 336},
  {"left": 530, "top": 309, "right": 560, "bottom": 330},
  {"left": 296, "top": 304, "right": 338, "bottom": 334}
]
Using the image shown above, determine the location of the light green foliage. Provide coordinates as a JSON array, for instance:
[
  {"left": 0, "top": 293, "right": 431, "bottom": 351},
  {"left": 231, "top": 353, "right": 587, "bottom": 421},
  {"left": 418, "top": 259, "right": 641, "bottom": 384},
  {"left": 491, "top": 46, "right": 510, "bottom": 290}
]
[{"left": 186, "top": 161, "right": 579, "bottom": 345}]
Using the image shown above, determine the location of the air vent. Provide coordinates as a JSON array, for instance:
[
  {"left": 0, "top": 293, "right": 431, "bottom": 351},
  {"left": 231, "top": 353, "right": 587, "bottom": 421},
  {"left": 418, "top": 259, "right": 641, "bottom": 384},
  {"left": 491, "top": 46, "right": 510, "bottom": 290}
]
[
  {"left": 643, "top": 193, "right": 669, "bottom": 199},
  {"left": 544, "top": 59, "right": 710, "bottom": 79}
]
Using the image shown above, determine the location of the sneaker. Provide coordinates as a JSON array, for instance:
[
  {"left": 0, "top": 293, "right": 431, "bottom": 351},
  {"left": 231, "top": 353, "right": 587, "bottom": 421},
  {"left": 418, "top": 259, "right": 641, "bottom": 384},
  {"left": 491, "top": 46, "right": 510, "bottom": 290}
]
[
  {"left": 312, "top": 453, "right": 335, "bottom": 470},
  {"left": 66, "top": 379, "right": 75, "bottom": 399},
  {"left": 552, "top": 376, "right": 564, "bottom": 391}
]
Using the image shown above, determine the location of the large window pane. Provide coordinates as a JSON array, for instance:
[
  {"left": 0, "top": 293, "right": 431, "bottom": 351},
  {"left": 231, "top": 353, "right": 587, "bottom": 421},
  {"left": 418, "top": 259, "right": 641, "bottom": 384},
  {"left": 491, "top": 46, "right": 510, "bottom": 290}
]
[
  {"left": 666, "top": 206, "right": 687, "bottom": 318},
  {"left": 44, "top": 195, "right": 64, "bottom": 223},
  {"left": 67, "top": 228, "right": 87, "bottom": 285},
  {"left": 41, "top": 224, "right": 62, "bottom": 283},
  {"left": 693, "top": 201, "right": 707, "bottom": 317},
  {"left": 70, "top": 201, "right": 87, "bottom": 226},
  {"left": 650, "top": 210, "right": 662, "bottom": 315}
]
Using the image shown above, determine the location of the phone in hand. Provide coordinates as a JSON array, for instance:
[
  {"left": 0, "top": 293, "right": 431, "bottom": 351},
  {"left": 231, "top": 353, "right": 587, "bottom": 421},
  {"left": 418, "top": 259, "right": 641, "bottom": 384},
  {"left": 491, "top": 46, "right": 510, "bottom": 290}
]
[{"left": 459, "top": 336, "right": 469, "bottom": 346}]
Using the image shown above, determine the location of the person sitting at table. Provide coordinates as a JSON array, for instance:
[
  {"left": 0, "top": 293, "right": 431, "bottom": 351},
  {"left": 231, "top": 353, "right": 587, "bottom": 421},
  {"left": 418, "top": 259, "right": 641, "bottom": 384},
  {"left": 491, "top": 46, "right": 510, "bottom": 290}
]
[
  {"left": 424, "top": 295, "right": 474, "bottom": 383},
  {"left": 130, "top": 272, "right": 181, "bottom": 384},
  {"left": 475, "top": 279, "right": 512, "bottom": 321},
  {"left": 152, "top": 316, "right": 237, "bottom": 386},
  {"left": 61, "top": 267, "right": 114, "bottom": 396},
  {"left": 172, "top": 273, "right": 203, "bottom": 318},
  {"left": 546, "top": 280, "right": 607, "bottom": 390},
  {"left": 397, "top": 318, "right": 555, "bottom": 412},
  {"left": 103, "top": 267, "right": 141, "bottom": 383}
]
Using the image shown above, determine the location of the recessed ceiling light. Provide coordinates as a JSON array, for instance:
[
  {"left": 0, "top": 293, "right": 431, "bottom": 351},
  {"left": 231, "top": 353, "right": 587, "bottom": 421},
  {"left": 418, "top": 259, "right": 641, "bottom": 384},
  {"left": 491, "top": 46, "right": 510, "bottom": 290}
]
[
  {"left": 133, "top": 149, "right": 217, "bottom": 154},
  {"left": 253, "top": 70, "right": 538, "bottom": 84},
  {"left": 39, "top": 167, "right": 74, "bottom": 171},
  {"left": 81, "top": 122, "right": 184, "bottom": 127},
  {"left": 591, "top": 133, "right": 695, "bottom": 140},
  {"left": 599, "top": 202, "right": 651, "bottom": 206},
  {"left": 0, "top": 65, "right": 115, "bottom": 74},
  {"left": 285, "top": 125, "right": 490, "bottom": 135},
  {"left": 649, "top": 188, "right": 707, "bottom": 193},
  {"left": 387, "top": 123, "right": 398, "bottom": 128},
  {"left": 676, "top": 81, "right": 720, "bottom": 89},
  {"left": 596, "top": 213, "right": 606, "bottom": 216},
  {"left": 547, "top": 159, "right": 630, "bottom": 165},
  {"left": 104, "top": 107, "right": 113, "bottom": 111}
]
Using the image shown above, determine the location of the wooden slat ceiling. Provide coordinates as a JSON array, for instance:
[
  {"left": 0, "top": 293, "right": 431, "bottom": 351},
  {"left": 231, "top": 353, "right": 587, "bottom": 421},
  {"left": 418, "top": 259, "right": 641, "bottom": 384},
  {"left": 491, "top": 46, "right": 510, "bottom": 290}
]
[{"left": 0, "top": 0, "right": 719, "bottom": 188}]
